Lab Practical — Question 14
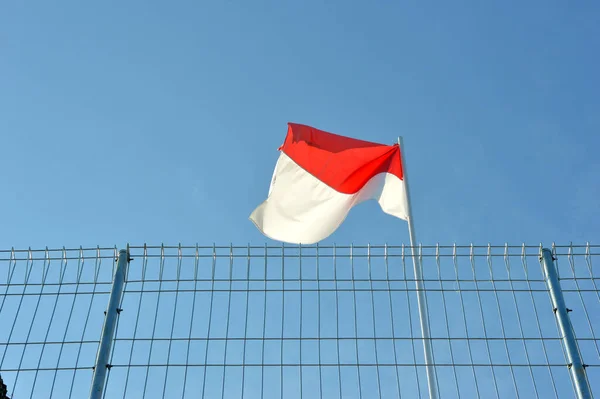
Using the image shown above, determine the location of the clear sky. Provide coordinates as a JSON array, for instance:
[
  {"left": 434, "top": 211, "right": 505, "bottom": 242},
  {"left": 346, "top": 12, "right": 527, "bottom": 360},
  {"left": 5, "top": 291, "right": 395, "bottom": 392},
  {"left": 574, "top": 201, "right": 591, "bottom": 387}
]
[
  {"left": 1, "top": 2, "right": 600, "bottom": 399},
  {"left": 1, "top": 1, "right": 599, "bottom": 249}
]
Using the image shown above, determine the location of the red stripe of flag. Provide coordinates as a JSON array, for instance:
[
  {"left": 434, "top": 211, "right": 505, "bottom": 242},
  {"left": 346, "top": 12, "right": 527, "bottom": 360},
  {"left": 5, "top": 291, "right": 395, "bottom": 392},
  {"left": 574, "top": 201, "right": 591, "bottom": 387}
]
[{"left": 281, "top": 123, "right": 403, "bottom": 194}]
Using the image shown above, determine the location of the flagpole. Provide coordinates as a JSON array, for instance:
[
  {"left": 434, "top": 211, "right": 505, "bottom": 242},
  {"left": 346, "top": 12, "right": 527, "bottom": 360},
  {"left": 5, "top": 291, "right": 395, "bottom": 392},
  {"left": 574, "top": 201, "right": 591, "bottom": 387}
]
[{"left": 398, "top": 137, "right": 438, "bottom": 399}]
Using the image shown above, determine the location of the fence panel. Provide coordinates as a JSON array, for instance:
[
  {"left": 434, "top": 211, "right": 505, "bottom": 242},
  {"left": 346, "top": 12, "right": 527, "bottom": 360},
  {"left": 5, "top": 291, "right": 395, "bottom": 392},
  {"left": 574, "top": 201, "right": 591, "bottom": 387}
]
[
  {"left": 0, "top": 247, "right": 117, "bottom": 399},
  {"left": 1, "top": 243, "right": 598, "bottom": 398}
]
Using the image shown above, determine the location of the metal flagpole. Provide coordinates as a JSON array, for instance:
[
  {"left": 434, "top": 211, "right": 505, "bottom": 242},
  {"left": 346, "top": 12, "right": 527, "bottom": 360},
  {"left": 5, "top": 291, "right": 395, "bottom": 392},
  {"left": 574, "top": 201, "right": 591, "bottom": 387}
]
[{"left": 398, "top": 137, "right": 438, "bottom": 399}]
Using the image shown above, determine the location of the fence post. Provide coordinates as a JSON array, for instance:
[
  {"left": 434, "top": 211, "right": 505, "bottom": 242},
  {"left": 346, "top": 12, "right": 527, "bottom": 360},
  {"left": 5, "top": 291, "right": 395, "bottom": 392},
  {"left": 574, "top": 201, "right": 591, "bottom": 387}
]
[
  {"left": 540, "top": 248, "right": 592, "bottom": 399},
  {"left": 89, "top": 248, "right": 129, "bottom": 399}
]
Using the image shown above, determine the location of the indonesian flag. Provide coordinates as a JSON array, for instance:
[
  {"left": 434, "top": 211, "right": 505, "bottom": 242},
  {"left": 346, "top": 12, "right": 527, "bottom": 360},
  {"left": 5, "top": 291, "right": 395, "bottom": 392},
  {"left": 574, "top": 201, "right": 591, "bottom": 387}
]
[{"left": 250, "top": 123, "right": 408, "bottom": 244}]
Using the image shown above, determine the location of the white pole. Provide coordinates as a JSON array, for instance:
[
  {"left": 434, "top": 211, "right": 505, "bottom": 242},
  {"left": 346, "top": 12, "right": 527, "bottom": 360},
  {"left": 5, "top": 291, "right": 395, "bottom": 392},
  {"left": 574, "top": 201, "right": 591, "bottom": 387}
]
[{"left": 398, "top": 137, "right": 438, "bottom": 399}]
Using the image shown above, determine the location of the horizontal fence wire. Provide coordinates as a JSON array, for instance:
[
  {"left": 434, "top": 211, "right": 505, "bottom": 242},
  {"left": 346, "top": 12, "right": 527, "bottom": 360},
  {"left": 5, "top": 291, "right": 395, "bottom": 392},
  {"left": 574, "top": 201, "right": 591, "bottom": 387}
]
[
  {"left": 0, "top": 243, "right": 599, "bottom": 398},
  {"left": 0, "top": 247, "right": 118, "bottom": 399}
]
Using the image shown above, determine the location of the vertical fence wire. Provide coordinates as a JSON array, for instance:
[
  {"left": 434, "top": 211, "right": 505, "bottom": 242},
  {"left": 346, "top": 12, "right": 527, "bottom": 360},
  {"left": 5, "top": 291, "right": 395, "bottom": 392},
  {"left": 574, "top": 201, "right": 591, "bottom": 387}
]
[
  {"left": 437, "top": 244, "right": 460, "bottom": 398},
  {"left": 281, "top": 243, "right": 287, "bottom": 399},
  {"left": 452, "top": 243, "right": 478, "bottom": 398},
  {"left": 0, "top": 247, "right": 116, "bottom": 399},
  {"left": 0, "top": 244, "right": 599, "bottom": 398}
]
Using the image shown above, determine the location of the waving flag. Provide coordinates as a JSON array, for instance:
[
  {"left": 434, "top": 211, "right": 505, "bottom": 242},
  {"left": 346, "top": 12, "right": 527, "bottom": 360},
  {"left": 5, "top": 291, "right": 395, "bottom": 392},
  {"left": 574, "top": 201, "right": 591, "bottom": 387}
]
[{"left": 250, "top": 123, "right": 408, "bottom": 244}]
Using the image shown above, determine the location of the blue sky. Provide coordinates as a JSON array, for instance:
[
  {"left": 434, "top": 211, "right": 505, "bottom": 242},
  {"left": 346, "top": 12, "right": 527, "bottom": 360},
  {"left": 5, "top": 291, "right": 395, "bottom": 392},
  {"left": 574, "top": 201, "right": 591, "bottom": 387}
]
[
  {"left": 1, "top": 2, "right": 600, "bottom": 398},
  {"left": 1, "top": 1, "right": 599, "bottom": 249}
]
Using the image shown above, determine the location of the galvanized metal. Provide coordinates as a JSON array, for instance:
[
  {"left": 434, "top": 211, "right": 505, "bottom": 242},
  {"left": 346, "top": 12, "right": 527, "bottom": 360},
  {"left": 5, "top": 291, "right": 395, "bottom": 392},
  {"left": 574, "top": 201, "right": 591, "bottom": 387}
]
[
  {"left": 399, "top": 137, "right": 438, "bottom": 399},
  {"left": 89, "top": 249, "right": 129, "bottom": 399},
  {"left": 540, "top": 248, "right": 592, "bottom": 399},
  {"left": 2, "top": 244, "right": 600, "bottom": 398}
]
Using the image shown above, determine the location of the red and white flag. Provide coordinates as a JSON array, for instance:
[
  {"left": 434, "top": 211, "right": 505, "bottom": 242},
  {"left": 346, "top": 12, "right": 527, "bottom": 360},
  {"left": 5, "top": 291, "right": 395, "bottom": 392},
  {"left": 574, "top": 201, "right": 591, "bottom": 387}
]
[{"left": 250, "top": 123, "right": 408, "bottom": 244}]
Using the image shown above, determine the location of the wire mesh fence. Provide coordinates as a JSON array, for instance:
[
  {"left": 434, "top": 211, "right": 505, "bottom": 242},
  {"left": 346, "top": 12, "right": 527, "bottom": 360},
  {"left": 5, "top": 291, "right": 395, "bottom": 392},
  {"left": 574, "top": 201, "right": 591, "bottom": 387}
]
[
  {"left": 0, "top": 243, "right": 598, "bottom": 398},
  {"left": 0, "top": 247, "right": 116, "bottom": 398}
]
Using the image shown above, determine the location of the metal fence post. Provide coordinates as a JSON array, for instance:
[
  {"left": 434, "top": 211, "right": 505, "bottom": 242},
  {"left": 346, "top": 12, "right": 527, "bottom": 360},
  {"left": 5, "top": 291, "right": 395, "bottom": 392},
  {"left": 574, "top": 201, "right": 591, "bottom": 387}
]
[
  {"left": 540, "top": 248, "right": 592, "bottom": 399},
  {"left": 89, "top": 249, "right": 129, "bottom": 399}
]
